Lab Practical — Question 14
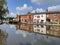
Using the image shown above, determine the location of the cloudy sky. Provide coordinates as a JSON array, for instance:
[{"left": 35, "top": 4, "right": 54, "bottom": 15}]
[{"left": 7, "top": 0, "right": 60, "bottom": 17}]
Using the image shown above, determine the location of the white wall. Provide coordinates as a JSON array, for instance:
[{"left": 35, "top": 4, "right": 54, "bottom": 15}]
[
  {"left": 40, "top": 14, "right": 46, "bottom": 23},
  {"left": 33, "top": 14, "right": 46, "bottom": 23},
  {"left": 40, "top": 25, "right": 46, "bottom": 34},
  {"left": 33, "top": 25, "right": 46, "bottom": 34},
  {"left": 33, "top": 14, "right": 40, "bottom": 23},
  {"left": 33, "top": 25, "right": 40, "bottom": 33}
]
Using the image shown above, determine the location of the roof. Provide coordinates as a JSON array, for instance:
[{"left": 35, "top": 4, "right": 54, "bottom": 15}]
[
  {"left": 31, "top": 11, "right": 60, "bottom": 15},
  {"left": 17, "top": 11, "right": 60, "bottom": 16}
]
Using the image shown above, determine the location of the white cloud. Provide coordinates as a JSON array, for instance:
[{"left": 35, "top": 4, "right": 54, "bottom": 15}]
[
  {"left": 9, "top": 25, "right": 15, "bottom": 28},
  {"left": 7, "top": 12, "right": 16, "bottom": 17},
  {"left": 16, "top": 30, "right": 32, "bottom": 38},
  {"left": 31, "top": 5, "right": 60, "bottom": 13},
  {"left": 31, "top": 8, "right": 45, "bottom": 13},
  {"left": 31, "top": 0, "right": 59, "bottom": 5},
  {"left": 16, "top": 4, "right": 33, "bottom": 15},
  {"left": 48, "top": 5, "right": 60, "bottom": 12}
]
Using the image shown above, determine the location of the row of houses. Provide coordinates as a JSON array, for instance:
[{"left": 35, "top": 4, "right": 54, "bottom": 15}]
[
  {"left": 13, "top": 11, "right": 60, "bottom": 24},
  {"left": 16, "top": 24, "right": 60, "bottom": 37}
]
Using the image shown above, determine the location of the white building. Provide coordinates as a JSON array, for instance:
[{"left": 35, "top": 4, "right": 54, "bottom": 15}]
[
  {"left": 33, "top": 25, "right": 46, "bottom": 34},
  {"left": 33, "top": 13, "right": 46, "bottom": 23}
]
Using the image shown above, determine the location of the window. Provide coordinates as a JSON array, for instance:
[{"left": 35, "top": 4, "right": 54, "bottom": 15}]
[
  {"left": 25, "top": 20, "right": 27, "bottom": 22},
  {"left": 41, "top": 20, "right": 44, "bottom": 22},
  {"left": 22, "top": 19, "right": 23, "bottom": 21},
  {"left": 55, "top": 20, "right": 58, "bottom": 22},
  {"left": 54, "top": 26, "right": 59, "bottom": 30},
  {"left": 29, "top": 15, "right": 31, "bottom": 19},
  {"left": 53, "top": 14, "right": 57, "bottom": 18},
  {"left": 34, "top": 19, "right": 36, "bottom": 23},
  {"left": 54, "top": 32, "right": 58, "bottom": 35},
  {"left": 41, "top": 25, "right": 44, "bottom": 28},
  {"left": 37, "top": 25, "right": 39, "bottom": 27},
  {"left": 37, "top": 16, "right": 40, "bottom": 18},
  {"left": 41, "top": 15, "right": 43, "bottom": 17},
  {"left": 41, "top": 30, "right": 43, "bottom": 32},
  {"left": 37, "top": 29, "right": 40, "bottom": 32},
  {"left": 37, "top": 19, "right": 39, "bottom": 23},
  {"left": 54, "top": 19, "right": 58, "bottom": 24},
  {"left": 34, "top": 25, "right": 36, "bottom": 28}
]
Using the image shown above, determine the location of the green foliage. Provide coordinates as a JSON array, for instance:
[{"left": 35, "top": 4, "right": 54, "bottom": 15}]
[{"left": 0, "top": 0, "right": 9, "bottom": 19}]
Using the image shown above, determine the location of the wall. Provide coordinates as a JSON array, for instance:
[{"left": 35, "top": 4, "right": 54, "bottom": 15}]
[
  {"left": 46, "top": 13, "right": 60, "bottom": 24},
  {"left": 33, "top": 14, "right": 46, "bottom": 23},
  {"left": 33, "top": 25, "right": 46, "bottom": 34},
  {"left": 33, "top": 14, "right": 40, "bottom": 23}
]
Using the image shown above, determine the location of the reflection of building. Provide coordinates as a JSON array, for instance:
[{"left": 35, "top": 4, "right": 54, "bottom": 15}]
[
  {"left": 16, "top": 24, "right": 60, "bottom": 37},
  {"left": 16, "top": 24, "right": 33, "bottom": 33},
  {"left": 46, "top": 26, "right": 60, "bottom": 37},
  {"left": 33, "top": 25, "right": 46, "bottom": 34}
]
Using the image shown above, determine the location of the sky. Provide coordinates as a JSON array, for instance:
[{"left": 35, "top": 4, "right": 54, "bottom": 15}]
[{"left": 7, "top": 0, "right": 60, "bottom": 17}]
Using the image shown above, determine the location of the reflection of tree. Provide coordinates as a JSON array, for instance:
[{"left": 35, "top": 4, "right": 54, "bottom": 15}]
[{"left": 0, "top": 29, "right": 8, "bottom": 45}]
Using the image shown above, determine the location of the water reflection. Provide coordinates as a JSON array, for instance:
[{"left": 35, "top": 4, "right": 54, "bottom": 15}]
[
  {"left": 0, "top": 29, "right": 8, "bottom": 45},
  {"left": 16, "top": 24, "right": 60, "bottom": 37},
  {"left": 0, "top": 24, "right": 60, "bottom": 45},
  {"left": 16, "top": 24, "right": 33, "bottom": 33}
]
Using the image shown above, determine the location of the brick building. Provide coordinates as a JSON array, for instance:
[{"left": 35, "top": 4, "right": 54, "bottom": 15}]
[
  {"left": 14, "top": 11, "right": 60, "bottom": 24},
  {"left": 20, "top": 15, "right": 27, "bottom": 23},
  {"left": 14, "top": 13, "right": 33, "bottom": 23},
  {"left": 46, "top": 12, "right": 60, "bottom": 24}
]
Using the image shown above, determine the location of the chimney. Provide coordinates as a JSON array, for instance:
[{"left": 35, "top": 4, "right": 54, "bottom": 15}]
[
  {"left": 35, "top": 11, "right": 37, "bottom": 13},
  {"left": 16, "top": 14, "right": 19, "bottom": 17},
  {"left": 46, "top": 9, "right": 48, "bottom": 12}
]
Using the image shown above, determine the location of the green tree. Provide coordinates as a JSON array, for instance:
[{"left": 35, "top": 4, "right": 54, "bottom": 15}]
[{"left": 0, "top": 0, "right": 9, "bottom": 20}]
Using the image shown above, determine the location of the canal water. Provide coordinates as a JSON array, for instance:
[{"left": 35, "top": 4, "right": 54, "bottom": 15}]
[{"left": 0, "top": 24, "right": 60, "bottom": 45}]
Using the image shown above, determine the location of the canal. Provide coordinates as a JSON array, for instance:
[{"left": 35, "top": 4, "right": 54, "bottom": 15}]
[{"left": 0, "top": 24, "right": 60, "bottom": 45}]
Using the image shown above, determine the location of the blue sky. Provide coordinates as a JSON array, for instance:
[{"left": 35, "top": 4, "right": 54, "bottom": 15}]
[{"left": 7, "top": 0, "right": 60, "bottom": 17}]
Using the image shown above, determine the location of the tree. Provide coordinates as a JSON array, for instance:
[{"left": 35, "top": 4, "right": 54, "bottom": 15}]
[{"left": 0, "top": 0, "right": 9, "bottom": 20}]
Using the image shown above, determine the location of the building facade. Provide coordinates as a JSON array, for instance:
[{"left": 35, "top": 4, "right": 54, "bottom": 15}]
[
  {"left": 46, "top": 12, "right": 60, "bottom": 24},
  {"left": 20, "top": 15, "right": 27, "bottom": 23},
  {"left": 33, "top": 13, "right": 46, "bottom": 24},
  {"left": 26, "top": 14, "right": 33, "bottom": 23},
  {"left": 14, "top": 12, "right": 60, "bottom": 24},
  {"left": 14, "top": 13, "right": 33, "bottom": 23}
]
